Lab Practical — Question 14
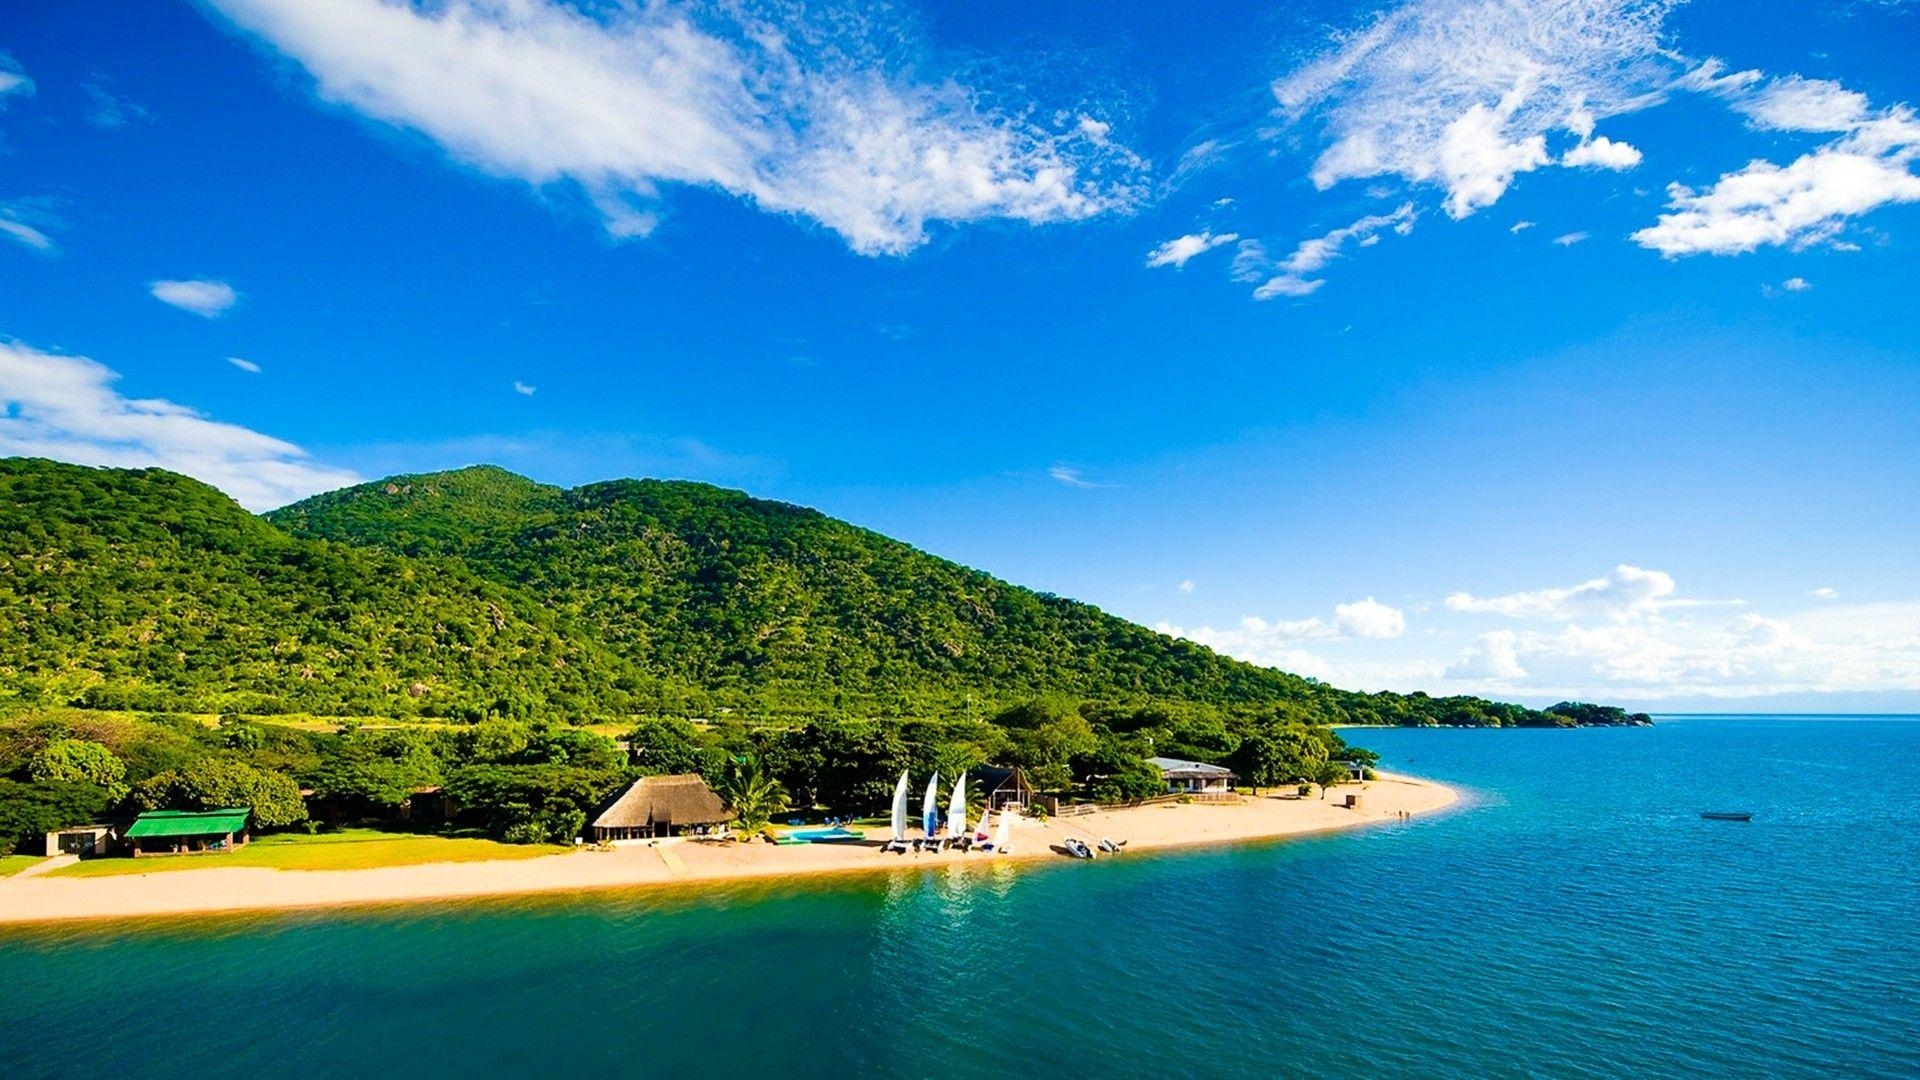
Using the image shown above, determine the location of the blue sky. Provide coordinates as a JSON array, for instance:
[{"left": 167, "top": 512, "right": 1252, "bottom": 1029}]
[{"left": 3, "top": 0, "right": 1918, "bottom": 710}]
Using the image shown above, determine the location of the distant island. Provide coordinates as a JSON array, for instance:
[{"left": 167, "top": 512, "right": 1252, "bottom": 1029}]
[{"left": 0, "top": 457, "right": 1647, "bottom": 867}]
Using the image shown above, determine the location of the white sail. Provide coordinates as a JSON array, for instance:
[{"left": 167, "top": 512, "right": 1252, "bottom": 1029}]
[
  {"left": 889, "top": 771, "right": 909, "bottom": 842},
  {"left": 994, "top": 804, "right": 1012, "bottom": 853},
  {"left": 922, "top": 772, "right": 941, "bottom": 836},
  {"left": 946, "top": 775, "right": 967, "bottom": 840}
]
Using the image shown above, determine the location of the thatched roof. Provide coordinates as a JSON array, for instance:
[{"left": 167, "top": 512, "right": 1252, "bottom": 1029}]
[{"left": 592, "top": 775, "right": 732, "bottom": 829}]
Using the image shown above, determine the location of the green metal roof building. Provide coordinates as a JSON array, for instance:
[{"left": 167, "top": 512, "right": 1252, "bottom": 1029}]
[{"left": 123, "top": 809, "right": 252, "bottom": 857}]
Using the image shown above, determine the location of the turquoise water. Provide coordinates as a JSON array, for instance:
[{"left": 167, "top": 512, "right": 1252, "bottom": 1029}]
[{"left": 3, "top": 717, "right": 1916, "bottom": 1078}]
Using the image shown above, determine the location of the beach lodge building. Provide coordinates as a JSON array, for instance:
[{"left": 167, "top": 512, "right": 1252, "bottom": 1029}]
[
  {"left": 589, "top": 774, "right": 732, "bottom": 842},
  {"left": 123, "top": 809, "right": 252, "bottom": 857},
  {"left": 973, "top": 766, "right": 1034, "bottom": 810},
  {"left": 1148, "top": 757, "right": 1238, "bottom": 795}
]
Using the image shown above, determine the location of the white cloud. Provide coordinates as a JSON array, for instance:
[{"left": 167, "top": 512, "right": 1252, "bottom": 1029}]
[
  {"left": 1334, "top": 596, "right": 1408, "bottom": 639},
  {"left": 1553, "top": 230, "right": 1590, "bottom": 246},
  {"left": 1510, "top": 219, "right": 1536, "bottom": 233},
  {"left": 1271, "top": 0, "right": 1680, "bottom": 217},
  {"left": 1446, "top": 630, "right": 1527, "bottom": 679},
  {"left": 513, "top": 380, "right": 537, "bottom": 396},
  {"left": 1178, "top": 580, "right": 1196, "bottom": 595},
  {"left": 0, "top": 218, "right": 53, "bottom": 252},
  {"left": 1247, "top": 203, "right": 1413, "bottom": 298},
  {"left": 1443, "top": 602, "right": 1920, "bottom": 699},
  {"left": 1810, "top": 587, "right": 1839, "bottom": 600},
  {"left": 1446, "top": 564, "right": 1683, "bottom": 621},
  {"left": 150, "top": 279, "right": 239, "bottom": 317},
  {"left": 1562, "top": 134, "right": 1642, "bottom": 170},
  {"left": 1737, "top": 76, "right": 1871, "bottom": 133},
  {"left": 1634, "top": 87, "right": 1920, "bottom": 256},
  {"left": 226, "top": 357, "right": 262, "bottom": 374},
  {"left": 1145, "top": 230, "right": 1239, "bottom": 269},
  {"left": 0, "top": 337, "right": 359, "bottom": 511},
  {"left": 0, "top": 52, "right": 32, "bottom": 101},
  {"left": 203, "top": 0, "right": 1143, "bottom": 255},
  {"left": 1763, "top": 275, "right": 1813, "bottom": 296},
  {"left": 1158, "top": 596, "right": 1407, "bottom": 671},
  {"left": 1434, "top": 96, "right": 1550, "bottom": 216}
]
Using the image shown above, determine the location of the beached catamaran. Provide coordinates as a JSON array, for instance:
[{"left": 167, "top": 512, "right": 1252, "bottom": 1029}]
[
  {"left": 888, "top": 771, "right": 909, "bottom": 849},
  {"left": 946, "top": 775, "right": 967, "bottom": 843},
  {"left": 921, "top": 773, "right": 940, "bottom": 841}
]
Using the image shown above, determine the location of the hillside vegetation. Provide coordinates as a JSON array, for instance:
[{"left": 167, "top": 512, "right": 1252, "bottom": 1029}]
[{"left": 1, "top": 457, "right": 1645, "bottom": 729}]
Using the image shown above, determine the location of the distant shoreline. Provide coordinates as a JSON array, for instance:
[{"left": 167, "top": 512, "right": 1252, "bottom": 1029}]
[{"left": 0, "top": 772, "right": 1456, "bottom": 928}]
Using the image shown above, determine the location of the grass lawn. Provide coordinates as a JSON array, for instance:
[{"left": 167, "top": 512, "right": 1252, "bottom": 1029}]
[
  {"left": 47, "top": 829, "right": 568, "bottom": 878},
  {"left": 0, "top": 854, "right": 44, "bottom": 877}
]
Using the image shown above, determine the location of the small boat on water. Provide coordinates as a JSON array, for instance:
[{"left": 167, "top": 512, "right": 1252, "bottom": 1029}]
[{"left": 1700, "top": 811, "right": 1753, "bottom": 821}]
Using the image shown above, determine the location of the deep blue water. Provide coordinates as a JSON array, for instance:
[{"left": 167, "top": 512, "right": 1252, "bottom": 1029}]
[{"left": 3, "top": 717, "right": 1917, "bottom": 1078}]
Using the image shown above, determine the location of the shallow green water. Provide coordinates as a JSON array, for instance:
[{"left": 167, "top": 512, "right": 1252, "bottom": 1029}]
[{"left": 3, "top": 717, "right": 1916, "bottom": 1078}]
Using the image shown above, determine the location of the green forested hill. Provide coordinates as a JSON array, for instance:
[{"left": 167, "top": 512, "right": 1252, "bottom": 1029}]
[
  {"left": 0, "top": 457, "right": 1626, "bottom": 727},
  {"left": 0, "top": 459, "right": 640, "bottom": 717},
  {"left": 269, "top": 466, "right": 1320, "bottom": 708}
]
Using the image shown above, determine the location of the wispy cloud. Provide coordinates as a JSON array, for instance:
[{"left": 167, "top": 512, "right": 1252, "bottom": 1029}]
[
  {"left": 1242, "top": 203, "right": 1414, "bottom": 299},
  {"left": 1809, "top": 587, "right": 1840, "bottom": 600},
  {"left": 0, "top": 218, "right": 53, "bottom": 252},
  {"left": 1553, "top": 230, "right": 1590, "bottom": 246},
  {"left": 1762, "top": 276, "right": 1813, "bottom": 297},
  {"left": 1509, "top": 220, "right": 1536, "bottom": 233},
  {"left": 203, "top": 0, "right": 1144, "bottom": 255},
  {"left": 512, "top": 380, "right": 537, "bottom": 396},
  {"left": 82, "top": 75, "right": 151, "bottom": 130},
  {"left": 227, "top": 357, "right": 262, "bottom": 374},
  {"left": 0, "top": 51, "right": 33, "bottom": 102},
  {"left": 150, "top": 279, "right": 239, "bottom": 317},
  {"left": 0, "top": 337, "right": 359, "bottom": 510},
  {"left": 1178, "top": 579, "right": 1196, "bottom": 595},
  {"left": 1048, "top": 463, "right": 1114, "bottom": 489},
  {"left": 1270, "top": 0, "right": 1680, "bottom": 218},
  {"left": 1145, "top": 230, "right": 1238, "bottom": 269}
]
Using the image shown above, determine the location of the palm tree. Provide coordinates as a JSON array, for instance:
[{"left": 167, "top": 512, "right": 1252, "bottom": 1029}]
[{"left": 721, "top": 755, "right": 791, "bottom": 832}]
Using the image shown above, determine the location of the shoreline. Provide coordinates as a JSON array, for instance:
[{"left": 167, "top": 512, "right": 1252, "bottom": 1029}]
[{"left": 0, "top": 772, "right": 1456, "bottom": 928}]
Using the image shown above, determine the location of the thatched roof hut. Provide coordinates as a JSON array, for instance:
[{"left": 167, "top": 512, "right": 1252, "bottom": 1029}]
[{"left": 590, "top": 775, "right": 732, "bottom": 841}]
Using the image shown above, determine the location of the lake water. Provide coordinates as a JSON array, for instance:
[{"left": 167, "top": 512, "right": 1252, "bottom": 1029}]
[{"left": 3, "top": 716, "right": 1916, "bottom": 1078}]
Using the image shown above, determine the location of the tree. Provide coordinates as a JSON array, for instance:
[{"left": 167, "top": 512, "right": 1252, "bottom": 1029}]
[
  {"left": 1311, "top": 760, "right": 1348, "bottom": 800},
  {"left": 442, "top": 763, "right": 623, "bottom": 842},
  {"left": 1090, "top": 758, "right": 1164, "bottom": 804},
  {"left": 135, "top": 757, "right": 308, "bottom": 827},
  {"left": 624, "top": 718, "right": 717, "bottom": 777},
  {"left": 0, "top": 780, "right": 113, "bottom": 856},
  {"left": 1231, "top": 731, "right": 1288, "bottom": 795},
  {"left": 720, "top": 755, "right": 790, "bottom": 833},
  {"left": 28, "top": 739, "right": 128, "bottom": 802}
]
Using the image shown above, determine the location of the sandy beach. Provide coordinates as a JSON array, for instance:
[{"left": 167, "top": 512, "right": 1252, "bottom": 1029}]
[{"left": 0, "top": 773, "right": 1455, "bottom": 926}]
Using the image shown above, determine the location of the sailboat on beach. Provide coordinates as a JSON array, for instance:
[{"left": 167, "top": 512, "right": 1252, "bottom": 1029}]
[
  {"left": 886, "top": 771, "right": 909, "bottom": 852},
  {"left": 946, "top": 775, "right": 967, "bottom": 846},
  {"left": 921, "top": 772, "right": 941, "bottom": 846}
]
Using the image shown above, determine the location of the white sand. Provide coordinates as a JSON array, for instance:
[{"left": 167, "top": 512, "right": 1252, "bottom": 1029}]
[{"left": 0, "top": 773, "right": 1455, "bottom": 926}]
